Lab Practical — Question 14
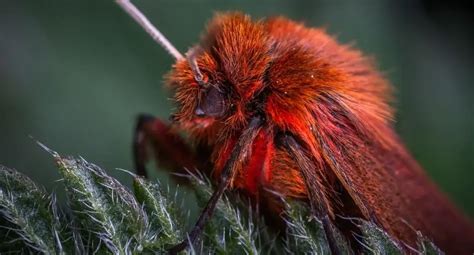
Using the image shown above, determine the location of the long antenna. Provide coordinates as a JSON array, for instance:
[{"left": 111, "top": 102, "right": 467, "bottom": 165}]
[{"left": 116, "top": 0, "right": 184, "bottom": 60}]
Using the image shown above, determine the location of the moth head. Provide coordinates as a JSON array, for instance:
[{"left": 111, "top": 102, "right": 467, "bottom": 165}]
[
  {"left": 168, "top": 13, "right": 272, "bottom": 130},
  {"left": 186, "top": 47, "right": 227, "bottom": 119}
]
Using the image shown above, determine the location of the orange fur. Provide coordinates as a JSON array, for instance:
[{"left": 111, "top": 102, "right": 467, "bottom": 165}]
[{"left": 165, "top": 13, "right": 474, "bottom": 254}]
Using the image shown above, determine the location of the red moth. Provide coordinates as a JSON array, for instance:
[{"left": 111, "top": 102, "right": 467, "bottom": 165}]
[{"left": 117, "top": 1, "right": 474, "bottom": 254}]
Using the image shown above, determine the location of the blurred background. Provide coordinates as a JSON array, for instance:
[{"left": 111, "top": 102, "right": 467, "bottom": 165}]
[{"left": 0, "top": 0, "right": 473, "bottom": 216}]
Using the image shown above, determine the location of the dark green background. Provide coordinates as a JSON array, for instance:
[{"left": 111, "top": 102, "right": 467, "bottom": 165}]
[{"left": 1, "top": 0, "right": 473, "bottom": 216}]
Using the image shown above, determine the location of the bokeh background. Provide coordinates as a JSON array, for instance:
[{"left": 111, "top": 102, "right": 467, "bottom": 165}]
[{"left": 1, "top": 0, "right": 473, "bottom": 216}]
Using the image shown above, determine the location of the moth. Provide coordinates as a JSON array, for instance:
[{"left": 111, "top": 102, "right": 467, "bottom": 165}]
[{"left": 116, "top": 1, "right": 474, "bottom": 254}]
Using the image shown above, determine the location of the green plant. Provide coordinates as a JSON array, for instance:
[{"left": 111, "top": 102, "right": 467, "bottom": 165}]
[{"left": 0, "top": 146, "right": 442, "bottom": 254}]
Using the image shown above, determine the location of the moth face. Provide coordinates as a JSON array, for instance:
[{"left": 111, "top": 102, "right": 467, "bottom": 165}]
[
  {"left": 195, "top": 85, "right": 227, "bottom": 118},
  {"left": 169, "top": 57, "right": 264, "bottom": 132},
  {"left": 168, "top": 54, "right": 237, "bottom": 128}
]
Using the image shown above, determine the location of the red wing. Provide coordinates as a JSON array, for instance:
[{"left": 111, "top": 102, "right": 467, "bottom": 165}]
[
  {"left": 264, "top": 17, "right": 474, "bottom": 254},
  {"left": 311, "top": 95, "right": 474, "bottom": 253}
]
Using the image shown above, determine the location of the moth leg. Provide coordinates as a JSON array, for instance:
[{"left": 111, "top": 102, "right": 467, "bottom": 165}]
[
  {"left": 133, "top": 114, "right": 197, "bottom": 178},
  {"left": 282, "top": 134, "right": 342, "bottom": 255},
  {"left": 168, "top": 116, "right": 263, "bottom": 255}
]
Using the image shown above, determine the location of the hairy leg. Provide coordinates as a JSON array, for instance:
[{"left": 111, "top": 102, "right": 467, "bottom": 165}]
[
  {"left": 168, "top": 116, "right": 263, "bottom": 254},
  {"left": 133, "top": 114, "right": 199, "bottom": 178},
  {"left": 281, "top": 134, "right": 342, "bottom": 255}
]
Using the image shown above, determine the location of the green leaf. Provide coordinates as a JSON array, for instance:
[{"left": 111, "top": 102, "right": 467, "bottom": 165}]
[
  {"left": 189, "top": 173, "right": 270, "bottom": 255},
  {"left": 284, "top": 201, "right": 330, "bottom": 254},
  {"left": 133, "top": 176, "right": 182, "bottom": 250},
  {"left": 360, "top": 220, "right": 403, "bottom": 254},
  {"left": 54, "top": 154, "right": 146, "bottom": 254},
  {"left": 418, "top": 231, "right": 444, "bottom": 255},
  {"left": 0, "top": 165, "right": 63, "bottom": 254}
]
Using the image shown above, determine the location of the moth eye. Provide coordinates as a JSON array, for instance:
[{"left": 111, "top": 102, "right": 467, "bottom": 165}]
[{"left": 195, "top": 86, "right": 226, "bottom": 118}]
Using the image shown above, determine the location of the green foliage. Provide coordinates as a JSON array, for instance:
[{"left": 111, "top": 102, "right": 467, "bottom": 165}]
[
  {"left": 0, "top": 166, "right": 62, "bottom": 254},
  {"left": 132, "top": 177, "right": 182, "bottom": 250},
  {"left": 188, "top": 172, "right": 270, "bottom": 254},
  {"left": 359, "top": 221, "right": 403, "bottom": 254},
  {"left": 0, "top": 148, "right": 443, "bottom": 254},
  {"left": 284, "top": 201, "right": 350, "bottom": 254}
]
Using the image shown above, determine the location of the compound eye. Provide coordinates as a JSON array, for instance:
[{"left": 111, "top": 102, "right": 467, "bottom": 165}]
[{"left": 195, "top": 86, "right": 226, "bottom": 118}]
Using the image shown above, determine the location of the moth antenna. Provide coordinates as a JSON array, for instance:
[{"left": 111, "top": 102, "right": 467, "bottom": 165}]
[
  {"left": 116, "top": 0, "right": 184, "bottom": 60},
  {"left": 186, "top": 46, "right": 206, "bottom": 87}
]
